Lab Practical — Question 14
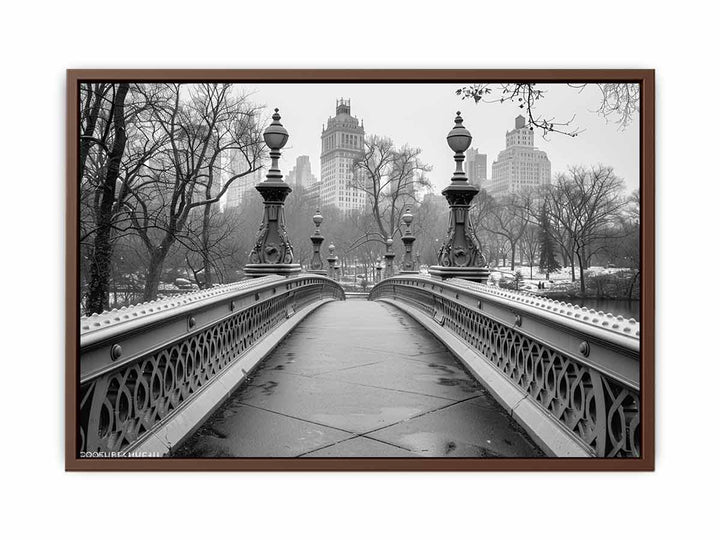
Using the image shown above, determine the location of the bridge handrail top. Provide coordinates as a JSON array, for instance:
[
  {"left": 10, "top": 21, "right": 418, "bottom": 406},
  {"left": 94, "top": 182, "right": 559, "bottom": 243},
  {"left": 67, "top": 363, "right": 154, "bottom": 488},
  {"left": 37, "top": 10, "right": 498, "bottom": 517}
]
[
  {"left": 376, "top": 275, "right": 640, "bottom": 350},
  {"left": 80, "top": 274, "right": 340, "bottom": 345}
]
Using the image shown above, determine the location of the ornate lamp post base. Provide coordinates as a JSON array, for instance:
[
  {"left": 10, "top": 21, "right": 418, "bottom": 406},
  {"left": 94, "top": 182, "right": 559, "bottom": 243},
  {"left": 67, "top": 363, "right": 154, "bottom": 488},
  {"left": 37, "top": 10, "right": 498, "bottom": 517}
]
[
  {"left": 428, "top": 265, "right": 490, "bottom": 282},
  {"left": 244, "top": 263, "right": 301, "bottom": 277}
]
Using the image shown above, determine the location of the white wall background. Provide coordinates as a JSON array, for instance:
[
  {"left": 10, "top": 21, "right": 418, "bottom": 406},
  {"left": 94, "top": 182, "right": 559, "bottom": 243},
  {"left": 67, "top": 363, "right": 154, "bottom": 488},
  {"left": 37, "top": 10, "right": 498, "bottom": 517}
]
[{"left": 0, "top": 1, "right": 716, "bottom": 537}]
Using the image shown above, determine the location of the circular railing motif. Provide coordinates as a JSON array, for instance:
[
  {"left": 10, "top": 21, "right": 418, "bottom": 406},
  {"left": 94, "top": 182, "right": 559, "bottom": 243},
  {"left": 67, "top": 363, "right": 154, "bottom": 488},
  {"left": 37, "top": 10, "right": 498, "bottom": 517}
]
[
  {"left": 79, "top": 279, "right": 344, "bottom": 455},
  {"left": 369, "top": 278, "right": 640, "bottom": 458}
]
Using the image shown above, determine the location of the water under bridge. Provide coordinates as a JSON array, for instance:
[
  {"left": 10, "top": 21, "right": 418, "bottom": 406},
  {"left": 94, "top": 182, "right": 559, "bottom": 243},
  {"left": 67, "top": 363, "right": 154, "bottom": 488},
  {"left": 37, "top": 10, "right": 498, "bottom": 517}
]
[{"left": 78, "top": 274, "right": 641, "bottom": 460}]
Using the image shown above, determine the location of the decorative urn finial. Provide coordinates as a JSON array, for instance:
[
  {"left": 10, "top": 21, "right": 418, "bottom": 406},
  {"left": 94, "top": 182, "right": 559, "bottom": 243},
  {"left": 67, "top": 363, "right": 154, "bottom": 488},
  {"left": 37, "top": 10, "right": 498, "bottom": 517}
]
[
  {"left": 313, "top": 208, "right": 323, "bottom": 230},
  {"left": 447, "top": 111, "right": 472, "bottom": 183}
]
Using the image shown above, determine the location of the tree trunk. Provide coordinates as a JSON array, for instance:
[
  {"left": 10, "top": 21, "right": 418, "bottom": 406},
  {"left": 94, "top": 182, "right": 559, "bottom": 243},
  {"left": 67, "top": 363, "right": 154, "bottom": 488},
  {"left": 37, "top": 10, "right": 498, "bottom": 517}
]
[
  {"left": 143, "top": 249, "right": 168, "bottom": 301},
  {"left": 627, "top": 270, "right": 640, "bottom": 300},
  {"left": 79, "top": 83, "right": 107, "bottom": 180},
  {"left": 86, "top": 223, "right": 113, "bottom": 315},
  {"left": 201, "top": 203, "right": 212, "bottom": 288},
  {"left": 85, "top": 83, "right": 130, "bottom": 316},
  {"left": 510, "top": 243, "right": 516, "bottom": 271},
  {"left": 576, "top": 248, "right": 586, "bottom": 294},
  {"left": 560, "top": 249, "right": 568, "bottom": 267}
]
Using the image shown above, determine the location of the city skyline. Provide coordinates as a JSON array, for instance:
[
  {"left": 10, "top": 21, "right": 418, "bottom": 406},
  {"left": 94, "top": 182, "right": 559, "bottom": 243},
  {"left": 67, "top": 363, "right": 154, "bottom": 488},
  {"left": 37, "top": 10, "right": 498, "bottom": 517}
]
[{"left": 241, "top": 83, "right": 639, "bottom": 195}]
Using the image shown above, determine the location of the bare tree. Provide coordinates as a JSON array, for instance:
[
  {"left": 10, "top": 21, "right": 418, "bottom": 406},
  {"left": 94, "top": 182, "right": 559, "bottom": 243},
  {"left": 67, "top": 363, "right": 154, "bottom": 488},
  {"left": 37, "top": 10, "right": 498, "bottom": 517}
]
[
  {"left": 571, "top": 83, "right": 641, "bottom": 130},
  {"left": 413, "top": 194, "right": 449, "bottom": 265},
  {"left": 124, "top": 83, "right": 265, "bottom": 300},
  {"left": 545, "top": 165, "right": 627, "bottom": 293},
  {"left": 537, "top": 202, "right": 561, "bottom": 280},
  {"left": 531, "top": 185, "right": 576, "bottom": 278},
  {"left": 182, "top": 204, "right": 248, "bottom": 287},
  {"left": 80, "top": 83, "right": 114, "bottom": 180},
  {"left": 352, "top": 135, "right": 432, "bottom": 242},
  {"left": 520, "top": 224, "right": 541, "bottom": 279},
  {"left": 80, "top": 83, "right": 173, "bottom": 314},
  {"left": 480, "top": 192, "right": 532, "bottom": 270},
  {"left": 598, "top": 189, "right": 640, "bottom": 298},
  {"left": 81, "top": 83, "right": 130, "bottom": 315}
]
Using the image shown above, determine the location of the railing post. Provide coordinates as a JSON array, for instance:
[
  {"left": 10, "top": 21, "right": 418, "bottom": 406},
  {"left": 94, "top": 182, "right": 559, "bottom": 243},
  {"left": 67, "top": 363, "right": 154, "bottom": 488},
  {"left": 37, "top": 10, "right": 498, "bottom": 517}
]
[
  {"left": 374, "top": 257, "right": 383, "bottom": 283},
  {"left": 308, "top": 208, "right": 327, "bottom": 275},
  {"left": 384, "top": 237, "right": 395, "bottom": 279},
  {"left": 400, "top": 207, "right": 418, "bottom": 273},
  {"left": 245, "top": 109, "right": 301, "bottom": 278},
  {"left": 429, "top": 112, "right": 490, "bottom": 283}
]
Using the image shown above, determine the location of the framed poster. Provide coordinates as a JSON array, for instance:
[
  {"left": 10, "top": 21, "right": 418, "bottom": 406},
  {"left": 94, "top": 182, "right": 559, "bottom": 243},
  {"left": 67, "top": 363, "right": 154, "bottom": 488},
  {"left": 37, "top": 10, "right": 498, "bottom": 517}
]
[{"left": 66, "top": 69, "right": 654, "bottom": 471}]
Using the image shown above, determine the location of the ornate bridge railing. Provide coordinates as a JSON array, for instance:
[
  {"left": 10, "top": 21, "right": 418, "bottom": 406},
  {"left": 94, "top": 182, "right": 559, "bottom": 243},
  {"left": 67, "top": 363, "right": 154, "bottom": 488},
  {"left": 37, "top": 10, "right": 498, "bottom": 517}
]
[
  {"left": 369, "top": 275, "right": 640, "bottom": 458},
  {"left": 78, "top": 274, "right": 345, "bottom": 456}
]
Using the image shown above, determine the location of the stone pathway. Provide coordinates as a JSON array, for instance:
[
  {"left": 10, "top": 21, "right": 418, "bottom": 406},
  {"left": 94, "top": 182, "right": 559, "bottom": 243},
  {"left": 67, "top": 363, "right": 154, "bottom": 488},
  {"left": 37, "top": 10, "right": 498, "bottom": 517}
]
[{"left": 174, "top": 300, "right": 544, "bottom": 458}]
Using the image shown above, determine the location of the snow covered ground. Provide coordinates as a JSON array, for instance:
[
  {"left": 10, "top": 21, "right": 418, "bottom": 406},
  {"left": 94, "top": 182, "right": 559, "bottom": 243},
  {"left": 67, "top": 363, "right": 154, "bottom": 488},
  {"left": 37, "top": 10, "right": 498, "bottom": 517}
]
[{"left": 488, "top": 265, "right": 634, "bottom": 292}]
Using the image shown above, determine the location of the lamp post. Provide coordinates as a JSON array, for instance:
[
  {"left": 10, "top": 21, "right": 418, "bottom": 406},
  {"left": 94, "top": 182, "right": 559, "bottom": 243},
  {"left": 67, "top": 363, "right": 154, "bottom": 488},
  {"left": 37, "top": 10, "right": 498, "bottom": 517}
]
[
  {"left": 327, "top": 243, "right": 338, "bottom": 280},
  {"left": 429, "top": 112, "right": 490, "bottom": 283},
  {"left": 308, "top": 208, "right": 326, "bottom": 275},
  {"left": 400, "top": 207, "right": 417, "bottom": 273},
  {"left": 384, "top": 237, "right": 395, "bottom": 279},
  {"left": 244, "top": 109, "right": 301, "bottom": 278}
]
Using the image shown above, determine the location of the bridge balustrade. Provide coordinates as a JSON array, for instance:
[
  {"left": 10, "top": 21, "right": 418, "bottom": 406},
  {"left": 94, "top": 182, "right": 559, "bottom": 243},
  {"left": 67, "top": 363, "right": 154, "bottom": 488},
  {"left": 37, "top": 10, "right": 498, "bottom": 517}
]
[
  {"left": 369, "top": 275, "right": 640, "bottom": 458},
  {"left": 78, "top": 274, "right": 345, "bottom": 455}
]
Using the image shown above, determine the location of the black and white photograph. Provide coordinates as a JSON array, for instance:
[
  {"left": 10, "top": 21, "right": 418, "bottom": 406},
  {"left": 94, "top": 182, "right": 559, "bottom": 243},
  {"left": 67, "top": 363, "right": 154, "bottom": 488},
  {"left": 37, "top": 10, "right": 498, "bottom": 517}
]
[
  {"left": 73, "top": 74, "right": 648, "bottom": 465},
  {"left": 16, "top": 0, "right": 720, "bottom": 536}
]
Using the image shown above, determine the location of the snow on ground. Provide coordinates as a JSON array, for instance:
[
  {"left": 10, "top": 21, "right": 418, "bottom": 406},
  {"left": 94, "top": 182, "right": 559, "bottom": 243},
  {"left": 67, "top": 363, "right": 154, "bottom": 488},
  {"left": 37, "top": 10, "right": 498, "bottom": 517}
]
[{"left": 488, "top": 265, "right": 633, "bottom": 292}]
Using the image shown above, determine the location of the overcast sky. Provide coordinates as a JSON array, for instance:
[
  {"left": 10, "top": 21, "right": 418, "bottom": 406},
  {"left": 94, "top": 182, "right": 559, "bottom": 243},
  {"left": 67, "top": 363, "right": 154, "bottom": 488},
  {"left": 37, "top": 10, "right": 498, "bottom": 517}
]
[{"left": 240, "top": 83, "right": 639, "bottom": 194}]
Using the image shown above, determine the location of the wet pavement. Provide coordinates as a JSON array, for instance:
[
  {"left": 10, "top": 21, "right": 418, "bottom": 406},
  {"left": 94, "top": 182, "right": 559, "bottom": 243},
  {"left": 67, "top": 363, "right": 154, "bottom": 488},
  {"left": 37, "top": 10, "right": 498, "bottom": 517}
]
[{"left": 174, "top": 300, "right": 544, "bottom": 458}]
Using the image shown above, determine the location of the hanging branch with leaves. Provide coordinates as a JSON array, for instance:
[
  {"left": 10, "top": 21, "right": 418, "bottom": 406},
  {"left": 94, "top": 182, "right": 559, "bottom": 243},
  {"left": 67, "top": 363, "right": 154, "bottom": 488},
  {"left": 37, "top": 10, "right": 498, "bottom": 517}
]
[{"left": 456, "top": 82, "right": 640, "bottom": 137}]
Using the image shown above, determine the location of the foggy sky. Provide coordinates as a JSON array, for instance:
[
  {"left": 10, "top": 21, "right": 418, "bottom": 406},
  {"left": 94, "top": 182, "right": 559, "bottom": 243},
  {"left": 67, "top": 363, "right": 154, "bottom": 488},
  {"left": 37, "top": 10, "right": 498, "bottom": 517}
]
[{"left": 240, "top": 83, "right": 639, "bottom": 194}]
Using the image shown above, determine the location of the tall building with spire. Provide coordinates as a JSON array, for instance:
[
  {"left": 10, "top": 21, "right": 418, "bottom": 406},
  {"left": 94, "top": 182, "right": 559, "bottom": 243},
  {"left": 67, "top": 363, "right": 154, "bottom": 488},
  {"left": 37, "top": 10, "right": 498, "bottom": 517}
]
[
  {"left": 487, "top": 115, "right": 551, "bottom": 197},
  {"left": 319, "top": 99, "right": 366, "bottom": 211}
]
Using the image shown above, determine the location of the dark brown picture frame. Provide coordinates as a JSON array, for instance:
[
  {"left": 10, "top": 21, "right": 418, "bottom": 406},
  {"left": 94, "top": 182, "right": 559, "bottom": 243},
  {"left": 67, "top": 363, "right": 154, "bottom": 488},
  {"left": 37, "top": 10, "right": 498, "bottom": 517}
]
[{"left": 66, "top": 69, "right": 654, "bottom": 471}]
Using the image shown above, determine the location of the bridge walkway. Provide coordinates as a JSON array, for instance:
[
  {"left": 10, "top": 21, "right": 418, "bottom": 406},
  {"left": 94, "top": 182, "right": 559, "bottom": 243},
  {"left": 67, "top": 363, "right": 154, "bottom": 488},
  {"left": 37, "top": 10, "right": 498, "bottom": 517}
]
[{"left": 175, "top": 299, "right": 544, "bottom": 458}]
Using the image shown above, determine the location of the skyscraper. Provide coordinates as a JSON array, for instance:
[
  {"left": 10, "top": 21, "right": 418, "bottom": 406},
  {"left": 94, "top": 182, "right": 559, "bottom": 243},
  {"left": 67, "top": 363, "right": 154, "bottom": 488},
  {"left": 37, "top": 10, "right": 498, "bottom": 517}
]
[
  {"left": 319, "top": 99, "right": 366, "bottom": 212},
  {"left": 286, "top": 155, "right": 317, "bottom": 188},
  {"left": 487, "top": 115, "right": 551, "bottom": 198},
  {"left": 466, "top": 148, "right": 487, "bottom": 187},
  {"left": 225, "top": 163, "right": 264, "bottom": 209}
]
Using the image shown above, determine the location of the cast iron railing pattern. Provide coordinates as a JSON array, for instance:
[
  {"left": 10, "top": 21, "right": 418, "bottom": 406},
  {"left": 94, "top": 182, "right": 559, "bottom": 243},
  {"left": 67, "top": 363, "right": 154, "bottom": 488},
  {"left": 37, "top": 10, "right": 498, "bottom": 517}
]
[
  {"left": 369, "top": 275, "right": 641, "bottom": 458},
  {"left": 79, "top": 275, "right": 344, "bottom": 455}
]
